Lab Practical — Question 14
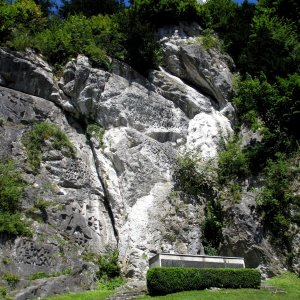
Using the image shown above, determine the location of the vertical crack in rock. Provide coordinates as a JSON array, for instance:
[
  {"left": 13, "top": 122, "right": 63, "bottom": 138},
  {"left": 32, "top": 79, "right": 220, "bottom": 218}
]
[{"left": 88, "top": 140, "right": 119, "bottom": 245}]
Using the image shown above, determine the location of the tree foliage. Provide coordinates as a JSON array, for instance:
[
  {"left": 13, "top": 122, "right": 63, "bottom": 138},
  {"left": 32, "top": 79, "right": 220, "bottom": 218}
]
[
  {"left": 240, "top": 10, "right": 300, "bottom": 79},
  {"left": 0, "top": 0, "right": 46, "bottom": 43},
  {"left": 132, "top": 0, "right": 202, "bottom": 27},
  {"left": 59, "top": 0, "right": 123, "bottom": 18}
]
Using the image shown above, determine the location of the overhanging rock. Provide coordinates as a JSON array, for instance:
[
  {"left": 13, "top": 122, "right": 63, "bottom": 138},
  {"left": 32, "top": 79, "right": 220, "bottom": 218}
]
[{"left": 149, "top": 253, "right": 245, "bottom": 269}]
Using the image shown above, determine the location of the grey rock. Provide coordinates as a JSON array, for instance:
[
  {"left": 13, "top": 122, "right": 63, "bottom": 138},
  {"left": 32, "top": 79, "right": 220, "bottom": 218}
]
[
  {"left": 157, "top": 23, "right": 234, "bottom": 111},
  {"left": 0, "top": 48, "right": 76, "bottom": 113},
  {"left": 14, "top": 264, "right": 97, "bottom": 300},
  {"left": 220, "top": 190, "right": 285, "bottom": 276},
  {"left": 0, "top": 86, "right": 116, "bottom": 297}
]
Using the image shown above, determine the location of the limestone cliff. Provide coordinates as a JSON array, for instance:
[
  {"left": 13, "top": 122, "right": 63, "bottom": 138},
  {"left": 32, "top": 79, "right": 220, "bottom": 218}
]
[{"left": 0, "top": 23, "right": 297, "bottom": 299}]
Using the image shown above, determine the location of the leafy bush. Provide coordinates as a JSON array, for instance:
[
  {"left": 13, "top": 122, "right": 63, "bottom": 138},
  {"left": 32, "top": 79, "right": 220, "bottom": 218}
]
[
  {"left": 114, "top": 8, "right": 161, "bottom": 74},
  {"left": 147, "top": 267, "right": 261, "bottom": 296},
  {"left": 0, "top": 287, "right": 9, "bottom": 300},
  {"left": 98, "top": 276, "right": 125, "bottom": 290},
  {"left": 33, "top": 198, "right": 53, "bottom": 211},
  {"left": 233, "top": 73, "right": 300, "bottom": 165},
  {"left": 22, "top": 122, "right": 75, "bottom": 171}
]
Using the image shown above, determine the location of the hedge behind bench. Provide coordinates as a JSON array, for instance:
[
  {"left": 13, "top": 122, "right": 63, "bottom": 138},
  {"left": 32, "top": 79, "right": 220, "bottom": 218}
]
[{"left": 147, "top": 267, "right": 261, "bottom": 296}]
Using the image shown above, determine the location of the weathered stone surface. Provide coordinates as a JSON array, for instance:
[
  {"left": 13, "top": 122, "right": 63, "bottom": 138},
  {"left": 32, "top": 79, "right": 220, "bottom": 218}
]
[
  {"left": 0, "top": 48, "right": 75, "bottom": 113},
  {"left": 13, "top": 266, "right": 97, "bottom": 300},
  {"left": 157, "top": 23, "right": 234, "bottom": 111},
  {"left": 0, "top": 86, "right": 116, "bottom": 295},
  {"left": 220, "top": 190, "right": 286, "bottom": 278}
]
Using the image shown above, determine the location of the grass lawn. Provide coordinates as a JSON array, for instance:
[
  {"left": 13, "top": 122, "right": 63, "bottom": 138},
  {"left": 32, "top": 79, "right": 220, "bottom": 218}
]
[
  {"left": 44, "top": 289, "right": 113, "bottom": 300},
  {"left": 138, "top": 272, "right": 300, "bottom": 300},
  {"left": 43, "top": 272, "right": 300, "bottom": 300}
]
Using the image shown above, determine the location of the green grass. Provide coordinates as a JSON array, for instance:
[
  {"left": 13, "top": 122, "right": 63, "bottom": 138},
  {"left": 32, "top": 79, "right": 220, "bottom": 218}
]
[
  {"left": 44, "top": 289, "right": 113, "bottom": 300},
  {"left": 42, "top": 272, "right": 300, "bottom": 300},
  {"left": 139, "top": 272, "right": 300, "bottom": 300}
]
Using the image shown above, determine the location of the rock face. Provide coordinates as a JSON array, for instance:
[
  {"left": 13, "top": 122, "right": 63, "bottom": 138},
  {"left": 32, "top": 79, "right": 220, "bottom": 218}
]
[{"left": 0, "top": 22, "right": 297, "bottom": 298}]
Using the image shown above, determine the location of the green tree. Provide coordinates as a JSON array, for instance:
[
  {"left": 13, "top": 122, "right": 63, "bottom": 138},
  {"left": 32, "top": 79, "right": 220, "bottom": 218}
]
[
  {"left": 34, "top": 14, "right": 125, "bottom": 67},
  {"left": 59, "top": 0, "right": 123, "bottom": 18},
  {"left": 114, "top": 8, "right": 160, "bottom": 74},
  {"left": 259, "top": 0, "right": 300, "bottom": 34},
  {"left": 33, "top": 0, "right": 55, "bottom": 16},
  {"left": 0, "top": 0, "right": 46, "bottom": 44},
  {"left": 240, "top": 9, "right": 300, "bottom": 79},
  {"left": 132, "top": 0, "right": 201, "bottom": 27}
]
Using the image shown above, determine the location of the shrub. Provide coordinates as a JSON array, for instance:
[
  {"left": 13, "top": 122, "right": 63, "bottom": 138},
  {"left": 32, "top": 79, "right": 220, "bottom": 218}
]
[
  {"left": 0, "top": 212, "right": 31, "bottom": 236},
  {"left": 22, "top": 122, "right": 75, "bottom": 171},
  {"left": 97, "top": 249, "right": 120, "bottom": 279},
  {"left": 173, "top": 152, "right": 217, "bottom": 200},
  {"left": 81, "top": 248, "right": 120, "bottom": 280},
  {"left": 59, "top": 0, "right": 122, "bottom": 18},
  {"left": 114, "top": 9, "right": 161, "bottom": 74},
  {"left": 201, "top": 201, "right": 223, "bottom": 254},
  {"left": 33, "top": 198, "right": 53, "bottom": 210},
  {"left": 0, "top": 160, "right": 25, "bottom": 213},
  {"left": 0, "top": 160, "right": 31, "bottom": 237},
  {"left": 196, "top": 29, "right": 224, "bottom": 52},
  {"left": 217, "top": 137, "right": 249, "bottom": 185},
  {"left": 147, "top": 267, "right": 261, "bottom": 296},
  {"left": 240, "top": 10, "right": 300, "bottom": 79}
]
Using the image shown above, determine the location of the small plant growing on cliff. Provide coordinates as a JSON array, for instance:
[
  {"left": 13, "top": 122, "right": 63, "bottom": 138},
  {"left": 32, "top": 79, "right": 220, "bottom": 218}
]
[
  {"left": 0, "top": 160, "right": 24, "bottom": 212},
  {"left": 81, "top": 248, "right": 120, "bottom": 280},
  {"left": 0, "top": 160, "right": 31, "bottom": 237},
  {"left": 173, "top": 151, "right": 217, "bottom": 201},
  {"left": 195, "top": 29, "right": 224, "bottom": 52},
  {"left": 2, "top": 272, "right": 20, "bottom": 286},
  {"left": 86, "top": 124, "right": 105, "bottom": 148},
  {"left": 0, "top": 287, "right": 10, "bottom": 300},
  {"left": 22, "top": 122, "right": 76, "bottom": 171},
  {"left": 97, "top": 249, "right": 120, "bottom": 279}
]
